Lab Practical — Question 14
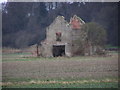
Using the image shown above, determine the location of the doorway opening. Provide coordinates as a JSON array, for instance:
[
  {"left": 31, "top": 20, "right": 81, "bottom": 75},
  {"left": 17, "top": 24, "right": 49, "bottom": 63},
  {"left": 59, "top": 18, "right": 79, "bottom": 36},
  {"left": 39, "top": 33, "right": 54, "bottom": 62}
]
[{"left": 53, "top": 45, "right": 65, "bottom": 57}]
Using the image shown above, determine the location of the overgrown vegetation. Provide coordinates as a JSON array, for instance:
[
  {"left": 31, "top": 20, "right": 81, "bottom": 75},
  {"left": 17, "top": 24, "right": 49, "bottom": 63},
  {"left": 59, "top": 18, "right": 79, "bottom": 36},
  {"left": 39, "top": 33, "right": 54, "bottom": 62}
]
[
  {"left": 84, "top": 22, "right": 107, "bottom": 46},
  {"left": 73, "top": 22, "right": 107, "bottom": 55}
]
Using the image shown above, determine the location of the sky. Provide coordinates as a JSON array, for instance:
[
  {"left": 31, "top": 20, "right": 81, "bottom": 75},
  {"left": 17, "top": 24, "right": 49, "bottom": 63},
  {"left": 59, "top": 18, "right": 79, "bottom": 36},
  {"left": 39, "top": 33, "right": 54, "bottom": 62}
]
[{"left": 0, "top": 0, "right": 7, "bottom": 3}]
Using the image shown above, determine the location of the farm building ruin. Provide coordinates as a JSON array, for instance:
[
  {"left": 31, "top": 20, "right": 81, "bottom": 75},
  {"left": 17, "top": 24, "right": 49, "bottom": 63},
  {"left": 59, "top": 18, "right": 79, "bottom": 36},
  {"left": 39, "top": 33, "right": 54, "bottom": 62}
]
[{"left": 39, "top": 15, "right": 104, "bottom": 57}]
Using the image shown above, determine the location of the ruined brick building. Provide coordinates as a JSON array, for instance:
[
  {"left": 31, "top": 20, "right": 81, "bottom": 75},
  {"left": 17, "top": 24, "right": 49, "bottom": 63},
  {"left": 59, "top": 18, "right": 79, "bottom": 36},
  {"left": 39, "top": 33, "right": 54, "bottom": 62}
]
[{"left": 40, "top": 15, "right": 102, "bottom": 57}]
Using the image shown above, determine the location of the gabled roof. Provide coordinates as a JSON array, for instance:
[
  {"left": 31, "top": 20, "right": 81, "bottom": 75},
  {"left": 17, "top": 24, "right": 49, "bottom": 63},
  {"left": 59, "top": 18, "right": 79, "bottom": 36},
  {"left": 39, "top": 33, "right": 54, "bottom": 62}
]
[
  {"left": 70, "top": 15, "right": 85, "bottom": 24},
  {"left": 70, "top": 15, "right": 85, "bottom": 30},
  {"left": 55, "top": 15, "right": 70, "bottom": 25}
]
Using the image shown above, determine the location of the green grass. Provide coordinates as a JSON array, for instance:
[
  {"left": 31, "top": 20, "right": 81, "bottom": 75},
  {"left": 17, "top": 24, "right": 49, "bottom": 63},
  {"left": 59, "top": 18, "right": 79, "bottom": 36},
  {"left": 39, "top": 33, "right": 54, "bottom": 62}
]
[
  {"left": 2, "top": 57, "right": 112, "bottom": 62},
  {"left": 105, "top": 45, "right": 120, "bottom": 49},
  {"left": 3, "top": 76, "right": 118, "bottom": 82},
  {"left": 3, "top": 82, "right": 118, "bottom": 88},
  {"left": 2, "top": 52, "right": 117, "bottom": 62},
  {"left": 3, "top": 77, "right": 118, "bottom": 88},
  {"left": 3, "top": 79, "right": 118, "bottom": 88}
]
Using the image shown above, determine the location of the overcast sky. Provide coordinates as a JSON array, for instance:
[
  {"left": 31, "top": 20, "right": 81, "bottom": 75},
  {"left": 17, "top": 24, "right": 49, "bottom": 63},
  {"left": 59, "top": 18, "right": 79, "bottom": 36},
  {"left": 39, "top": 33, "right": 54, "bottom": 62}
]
[{"left": 0, "top": 0, "right": 7, "bottom": 3}]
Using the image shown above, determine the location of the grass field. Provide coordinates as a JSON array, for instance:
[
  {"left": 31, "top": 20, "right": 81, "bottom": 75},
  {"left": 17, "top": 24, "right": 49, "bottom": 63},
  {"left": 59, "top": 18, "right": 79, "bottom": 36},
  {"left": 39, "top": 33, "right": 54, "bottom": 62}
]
[{"left": 2, "top": 51, "right": 118, "bottom": 88}]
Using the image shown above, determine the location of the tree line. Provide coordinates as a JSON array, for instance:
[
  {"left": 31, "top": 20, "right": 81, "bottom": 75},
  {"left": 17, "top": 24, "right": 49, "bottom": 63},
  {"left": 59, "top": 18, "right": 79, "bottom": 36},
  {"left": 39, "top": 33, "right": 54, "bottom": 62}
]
[{"left": 2, "top": 2, "right": 118, "bottom": 48}]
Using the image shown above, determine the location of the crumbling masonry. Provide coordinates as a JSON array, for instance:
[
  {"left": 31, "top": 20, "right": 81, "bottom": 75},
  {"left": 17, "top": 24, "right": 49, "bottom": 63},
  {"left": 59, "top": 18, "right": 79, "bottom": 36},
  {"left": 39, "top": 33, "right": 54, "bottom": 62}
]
[{"left": 40, "top": 15, "right": 100, "bottom": 57}]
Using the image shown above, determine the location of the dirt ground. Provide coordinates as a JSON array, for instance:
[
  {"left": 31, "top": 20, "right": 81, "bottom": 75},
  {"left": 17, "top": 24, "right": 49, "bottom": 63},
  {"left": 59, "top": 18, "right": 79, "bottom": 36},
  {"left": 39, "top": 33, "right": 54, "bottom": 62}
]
[{"left": 2, "top": 53, "right": 118, "bottom": 81}]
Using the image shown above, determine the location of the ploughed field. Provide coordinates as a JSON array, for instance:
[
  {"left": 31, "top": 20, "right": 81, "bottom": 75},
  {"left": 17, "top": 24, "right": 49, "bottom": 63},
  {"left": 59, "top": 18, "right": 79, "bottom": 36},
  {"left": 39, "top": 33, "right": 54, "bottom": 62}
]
[{"left": 2, "top": 51, "right": 118, "bottom": 88}]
